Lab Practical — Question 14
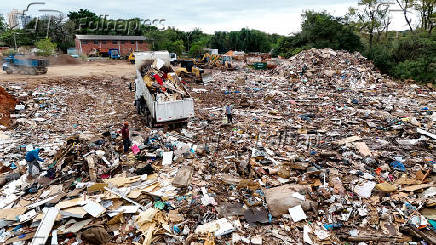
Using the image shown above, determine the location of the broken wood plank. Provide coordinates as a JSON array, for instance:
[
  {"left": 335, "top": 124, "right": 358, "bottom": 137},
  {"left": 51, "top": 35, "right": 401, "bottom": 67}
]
[
  {"left": 0, "top": 207, "right": 26, "bottom": 220},
  {"left": 5, "top": 232, "right": 36, "bottom": 245},
  {"left": 402, "top": 184, "right": 434, "bottom": 192},
  {"left": 82, "top": 201, "right": 106, "bottom": 218},
  {"left": 400, "top": 225, "right": 436, "bottom": 244},
  {"left": 338, "top": 235, "right": 402, "bottom": 242},
  {"left": 60, "top": 207, "right": 87, "bottom": 218},
  {"left": 103, "top": 175, "right": 142, "bottom": 187},
  {"left": 87, "top": 183, "right": 108, "bottom": 192},
  {"left": 335, "top": 136, "right": 361, "bottom": 145},
  {"left": 31, "top": 207, "right": 59, "bottom": 245},
  {"left": 55, "top": 196, "right": 85, "bottom": 209},
  {"left": 354, "top": 142, "right": 372, "bottom": 157},
  {"left": 85, "top": 155, "right": 97, "bottom": 182}
]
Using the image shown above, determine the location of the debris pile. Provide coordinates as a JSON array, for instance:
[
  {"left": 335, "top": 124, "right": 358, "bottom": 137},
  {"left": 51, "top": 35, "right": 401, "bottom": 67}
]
[
  {"left": 139, "top": 60, "right": 189, "bottom": 102},
  {"left": 0, "top": 86, "right": 17, "bottom": 128},
  {"left": 0, "top": 48, "right": 435, "bottom": 244},
  {"left": 48, "top": 54, "right": 81, "bottom": 66}
]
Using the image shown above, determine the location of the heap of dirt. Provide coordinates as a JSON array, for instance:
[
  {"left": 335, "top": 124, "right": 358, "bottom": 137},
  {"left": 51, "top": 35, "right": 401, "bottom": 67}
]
[
  {"left": 49, "top": 54, "right": 81, "bottom": 66},
  {"left": 0, "top": 86, "right": 17, "bottom": 127}
]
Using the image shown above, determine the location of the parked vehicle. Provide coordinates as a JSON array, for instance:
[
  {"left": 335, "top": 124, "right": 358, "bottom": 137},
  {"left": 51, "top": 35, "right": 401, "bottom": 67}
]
[{"left": 108, "top": 48, "right": 120, "bottom": 59}]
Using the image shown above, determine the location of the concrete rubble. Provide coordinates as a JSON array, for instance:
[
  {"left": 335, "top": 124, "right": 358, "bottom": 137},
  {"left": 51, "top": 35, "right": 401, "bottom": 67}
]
[{"left": 0, "top": 48, "right": 435, "bottom": 244}]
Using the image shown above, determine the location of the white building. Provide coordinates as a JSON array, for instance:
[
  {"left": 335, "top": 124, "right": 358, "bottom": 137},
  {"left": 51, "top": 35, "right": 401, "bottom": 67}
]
[
  {"left": 7, "top": 9, "right": 21, "bottom": 29},
  {"left": 7, "top": 9, "right": 31, "bottom": 29}
]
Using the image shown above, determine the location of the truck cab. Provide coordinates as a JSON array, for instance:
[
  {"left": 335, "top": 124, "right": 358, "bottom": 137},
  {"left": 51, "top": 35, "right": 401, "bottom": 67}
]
[
  {"left": 170, "top": 53, "right": 177, "bottom": 65},
  {"left": 108, "top": 49, "right": 120, "bottom": 59}
]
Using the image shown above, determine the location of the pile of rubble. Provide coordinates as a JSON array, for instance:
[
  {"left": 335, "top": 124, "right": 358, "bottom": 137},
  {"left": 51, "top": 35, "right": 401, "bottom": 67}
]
[
  {"left": 0, "top": 86, "right": 17, "bottom": 128},
  {"left": 190, "top": 48, "right": 436, "bottom": 243},
  {"left": 139, "top": 61, "right": 190, "bottom": 102},
  {"left": 0, "top": 48, "right": 435, "bottom": 245}
]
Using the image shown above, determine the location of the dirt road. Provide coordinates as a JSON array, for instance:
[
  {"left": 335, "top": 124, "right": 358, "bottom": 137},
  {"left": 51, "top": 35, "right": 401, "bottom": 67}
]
[{"left": 0, "top": 61, "right": 136, "bottom": 82}]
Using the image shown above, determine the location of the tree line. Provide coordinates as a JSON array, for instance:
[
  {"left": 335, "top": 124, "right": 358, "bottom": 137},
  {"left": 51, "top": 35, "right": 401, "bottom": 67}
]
[
  {"left": 0, "top": 9, "right": 278, "bottom": 57},
  {"left": 0, "top": 1, "right": 434, "bottom": 83}
]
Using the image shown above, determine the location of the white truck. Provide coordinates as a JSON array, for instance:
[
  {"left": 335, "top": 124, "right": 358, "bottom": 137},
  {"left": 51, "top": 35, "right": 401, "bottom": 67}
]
[{"left": 134, "top": 51, "right": 194, "bottom": 128}]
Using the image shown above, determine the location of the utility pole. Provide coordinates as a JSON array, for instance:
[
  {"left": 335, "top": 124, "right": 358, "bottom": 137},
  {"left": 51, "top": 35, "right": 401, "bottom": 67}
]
[
  {"left": 38, "top": 9, "right": 62, "bottom": 39},
  {"left": 13, "top": 32, "right": 17, "bottom": 51},
  {"left": 46, "top": 15, "right": 51, "bottom": 38}
]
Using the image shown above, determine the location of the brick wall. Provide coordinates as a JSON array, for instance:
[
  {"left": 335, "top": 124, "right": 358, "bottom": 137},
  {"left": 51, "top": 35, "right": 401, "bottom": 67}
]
[{"left": 75, "top": 39, "right": 149, "bottom": 56}]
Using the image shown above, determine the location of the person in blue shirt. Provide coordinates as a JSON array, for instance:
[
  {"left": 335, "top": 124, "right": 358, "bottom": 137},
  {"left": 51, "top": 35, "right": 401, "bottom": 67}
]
[{"left": 25, "top": 148, "right": 44, "bottom": 177}]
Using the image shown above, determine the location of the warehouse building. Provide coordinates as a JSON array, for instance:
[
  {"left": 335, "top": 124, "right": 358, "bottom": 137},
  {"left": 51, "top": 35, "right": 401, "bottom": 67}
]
[{"left": 75, "top": 35, "right": 149, "bottom": 56}]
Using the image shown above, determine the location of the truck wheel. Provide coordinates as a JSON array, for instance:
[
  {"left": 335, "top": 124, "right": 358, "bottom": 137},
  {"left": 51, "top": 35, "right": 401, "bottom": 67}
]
[
  {"left": 29, "top": 68, "right": 37, "bottom": 75},
  {"left": 146, "top": 113, "right": 153, "bottom": 128}
]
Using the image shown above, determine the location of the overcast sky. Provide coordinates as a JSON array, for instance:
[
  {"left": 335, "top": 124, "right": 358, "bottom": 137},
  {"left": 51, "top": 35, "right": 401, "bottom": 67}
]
[{"left": 0, "top": 0, "right": 419, "bottom": 35}]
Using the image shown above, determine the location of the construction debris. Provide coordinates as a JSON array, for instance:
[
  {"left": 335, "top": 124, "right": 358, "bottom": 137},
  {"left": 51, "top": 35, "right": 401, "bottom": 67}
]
[{"left": 0, "top": 47, "right": 435, "bottom": 244}]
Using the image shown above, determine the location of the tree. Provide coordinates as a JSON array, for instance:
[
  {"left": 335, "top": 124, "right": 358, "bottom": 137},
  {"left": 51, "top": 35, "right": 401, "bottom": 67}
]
[
  {"left": 0, "top": 29, "right": 33, "bottom": 48},
  {"left": 210, "top": 31, "right": 230, "bottom": 53},
  {"left": 67, "top": 9, "right": 98, "bottom": 22},
  {"left": 301, "top": 11, "right": 361, "bottom": 51},
  {"left": 182, "top": 28, "right": 208, "bottom": 51},
  {"left": 272, "top": 11, "right": 362, "bottom": 58},
  {"left": 165, "top": 40, "right": 184, "bottom": 55},
  {"left": 145, "top": 28, "right": 182, "bottom": 51},
  {"left": 348, "top": 0, "right": 390, "bottom": 49},
  {"left": 300, "top": 11, "right": 362, "bottom": 51},
  {"left": 415, "top": 0, "right": 436, "bottom": 33},
  {"left": 35, "top": 38, "right": 56, "bottom": 56},
  {"left": 272, "top": 34, "right": 306, "bottom": 58},
  {"left": 67, "top": 9, "right": 98, "bottom": 34},
  {"left": 209, "top": 28, "right": 275, "bottom": 53},
  {"left": 26, "top": 14, "right": 75, "bottom": 52},
  {"left": 189, "top": 36, "right": 210, "bottom": 57},
  {"left": 0, "top": 15, "right": 6, "bottom": 33},
  {"left": 396, "top": 0, "right": 415, "bottom": 32}
]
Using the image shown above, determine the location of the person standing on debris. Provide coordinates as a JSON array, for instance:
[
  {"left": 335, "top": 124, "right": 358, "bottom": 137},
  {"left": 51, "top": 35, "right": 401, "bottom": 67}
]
[
  {"left": 121, "top": 122, "right": 131, "bottom": 153},
  {"left": 25, "top": 148, "right": 44, "bottom": 178},
  {"left": 225, "top": 104, "right": 233, "bottom": 123}
]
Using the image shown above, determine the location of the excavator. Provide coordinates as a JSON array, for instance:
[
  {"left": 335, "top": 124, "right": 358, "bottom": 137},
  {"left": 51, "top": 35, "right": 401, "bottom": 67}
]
[
  {"left": 128, "top": 52, "right": 135, "bottom": 64},
  {"left": 195, "top": 53, "right": 235, "bottom": 70},
  {"left": 195, "top": 53, "right": 220, "bottom": 68},
  {"left": 174, "top": 59, "right": 205, "bottom": 83}
]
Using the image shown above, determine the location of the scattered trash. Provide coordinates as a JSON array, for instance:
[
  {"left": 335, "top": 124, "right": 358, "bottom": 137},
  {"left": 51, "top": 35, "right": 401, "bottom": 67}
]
[
  {"left": 0, "top": 47, "right": 435, "bottom": 244},
  {"left": 288, "top": 205, "right": 307, "bottom": 222}
]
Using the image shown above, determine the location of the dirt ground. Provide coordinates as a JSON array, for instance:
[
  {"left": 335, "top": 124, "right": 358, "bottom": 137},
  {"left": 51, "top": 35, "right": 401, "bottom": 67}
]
[
  {"left": 0, "top": 86, "right": 17, "bottom": 127},
  {"left": 0, "top": 61, "right": 136, "bottom": 82}
]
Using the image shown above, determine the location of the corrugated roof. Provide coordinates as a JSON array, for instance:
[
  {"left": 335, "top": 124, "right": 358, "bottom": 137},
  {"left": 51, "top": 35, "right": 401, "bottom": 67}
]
[{"left": 75, "top": 35, "right": 148, "bottom": 41}]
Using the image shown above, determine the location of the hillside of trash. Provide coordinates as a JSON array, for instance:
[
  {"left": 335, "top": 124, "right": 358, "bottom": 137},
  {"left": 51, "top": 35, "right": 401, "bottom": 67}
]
[{"left": 0, "top": 48, "right": 435, "bottom": 244}]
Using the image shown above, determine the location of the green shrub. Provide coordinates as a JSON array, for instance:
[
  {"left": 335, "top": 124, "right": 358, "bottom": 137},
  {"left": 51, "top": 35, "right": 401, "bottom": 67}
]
[
  {"left": 393, "top": 57, "right": 436, "bottom": 82},
  {"left": 35, "top": 38, "right": 57, "bottom": 56}
]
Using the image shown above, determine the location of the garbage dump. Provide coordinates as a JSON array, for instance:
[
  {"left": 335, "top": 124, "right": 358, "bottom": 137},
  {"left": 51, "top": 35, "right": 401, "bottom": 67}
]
[{"left": 0, "top": 48, "right": 435, "bottom": 244}]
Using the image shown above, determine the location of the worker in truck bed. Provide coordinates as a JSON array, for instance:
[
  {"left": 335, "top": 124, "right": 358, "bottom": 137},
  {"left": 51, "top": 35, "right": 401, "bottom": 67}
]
[{"left": 121, "top": 122, "right": 131, "bottom": 153}]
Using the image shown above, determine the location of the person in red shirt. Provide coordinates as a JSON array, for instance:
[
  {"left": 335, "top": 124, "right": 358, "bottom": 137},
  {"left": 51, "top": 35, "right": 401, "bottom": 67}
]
[{"left": 121, "top": 122, "right": 130, "bottom": 153}]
